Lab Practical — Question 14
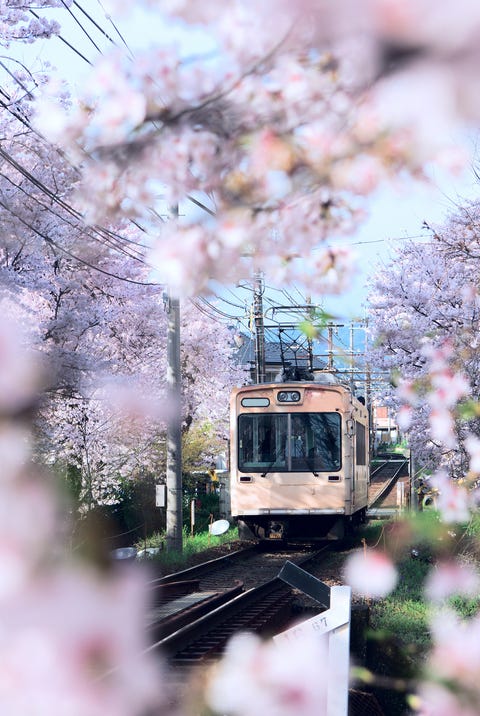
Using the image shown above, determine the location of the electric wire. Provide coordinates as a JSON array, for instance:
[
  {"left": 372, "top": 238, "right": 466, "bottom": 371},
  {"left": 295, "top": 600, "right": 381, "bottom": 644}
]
[
  {"left": 0, "top": 90, "right": 160, "bottom": 272},
  {"left": 73, "top": 0, "right": 119, "bottom": 49},
  {"left": 94, "top": 0, "right": 133, "bottom": 55},
  {"left": 0, "top": 59, "right": 34, "bottom": 99},
  {"left": 29, "top": 10, "right": 93, "bottom": 66},
  {"left": 59, "top": 0, "right": 104, "bottom": 55},
  {"left": 197, "top": 296, "right": 239, "bottom": 321},
  {"left": 0, "top": 168, "right": 146, "bottom": 267},
  {"left": 0, "top": 8, "right": 166, "bottom": 266},
  {"left": 0, "top": 195, "right": 161, "bottom": 286},
  {"left": 190, "top": 298, "right": 227, "bottom": 325},
  {"left": 0, "top": 141, "right": 152, "bottom": 256},
  {"left": 211, "top": 291, "right": 245, "bottom": 311}
]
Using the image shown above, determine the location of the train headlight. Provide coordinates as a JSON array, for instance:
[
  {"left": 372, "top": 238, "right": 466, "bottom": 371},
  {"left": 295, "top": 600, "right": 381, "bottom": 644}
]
[{"left": 277, "top": 390, "right": 301, "bottom": 403}]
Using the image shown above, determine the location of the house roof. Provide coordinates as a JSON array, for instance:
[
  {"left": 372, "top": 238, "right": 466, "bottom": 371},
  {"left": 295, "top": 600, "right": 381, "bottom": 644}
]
[{"left": 232, "top": 333, "right": 326, "bottom": 371}]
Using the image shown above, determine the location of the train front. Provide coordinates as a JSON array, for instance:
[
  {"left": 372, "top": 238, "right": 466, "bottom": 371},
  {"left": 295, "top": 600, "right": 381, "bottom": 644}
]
[{"left": 229, "top": 380, "right": 369, "bottom": 542}]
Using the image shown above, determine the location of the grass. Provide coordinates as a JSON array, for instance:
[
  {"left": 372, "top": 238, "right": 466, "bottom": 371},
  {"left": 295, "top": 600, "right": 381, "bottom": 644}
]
[
  {"left": 135, "top": 526, "right": 242, "bottom": 572},
  {"left": 360, "top": 514, "right": 480, "bottom": 677},
  {"left": 369, "top": 557, "right": 432, "bottom": 657}
]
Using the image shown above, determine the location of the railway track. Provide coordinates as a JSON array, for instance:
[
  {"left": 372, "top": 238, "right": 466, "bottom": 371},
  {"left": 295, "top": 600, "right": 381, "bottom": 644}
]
[
  {"left": 147, "top": 545, "right": 330, "bottom": 669},
  {"left": 145, "top": 461, "right": 412, "bottom": 668},
  {"left": 144, "top": 544, "right": 384, "bottom": 715},
  {"left": 368, "top": 457, "right": 410, "bottom": 509},
  {"left": 157, "top": 576, "right": 293, "bottom": 662},
  {"left": 151, "top": 543, "right": 259, "bottom": 589}
]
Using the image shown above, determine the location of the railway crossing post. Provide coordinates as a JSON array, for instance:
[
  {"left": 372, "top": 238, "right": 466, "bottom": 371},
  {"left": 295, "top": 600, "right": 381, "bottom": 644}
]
[{"left": 276, "top": 561, "right": 351, "bottom": 716}]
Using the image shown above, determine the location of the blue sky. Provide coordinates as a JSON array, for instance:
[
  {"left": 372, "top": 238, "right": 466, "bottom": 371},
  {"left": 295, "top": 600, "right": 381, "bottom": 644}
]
[{"left": 321, "top": 160, "right": 480, "bottom": 321}]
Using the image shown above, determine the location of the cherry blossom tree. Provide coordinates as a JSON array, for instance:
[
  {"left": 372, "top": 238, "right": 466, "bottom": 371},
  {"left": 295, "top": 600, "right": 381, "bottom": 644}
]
[
  {"left": 367, "top": 204, "right": 480, "bottom": 477},
  {"left": 0, "top": 81, "right": 246, "bottom": 509},
  {"left": 39, "top": 296, "right": 246, "bottom": 508},
  {"left": 1, "top": 0, "right": 68, "bottom": 47}
]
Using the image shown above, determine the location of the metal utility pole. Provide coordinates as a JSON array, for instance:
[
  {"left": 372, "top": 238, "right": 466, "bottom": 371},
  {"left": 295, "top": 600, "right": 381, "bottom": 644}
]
[
  {"left": 349, "top": 323, "right": 355, "bottom": 391},
  {"left": 327, "top": 323, "right": 334, "bottom": 371},
  {"left": 253, "top": 271, "right": 266, "bottom": 383},
  {"left": 165, "top": 291, "right": 183, "bottom": 553},
  {"left": 364, "top": 319, "right": 373, "bottom": 461}
]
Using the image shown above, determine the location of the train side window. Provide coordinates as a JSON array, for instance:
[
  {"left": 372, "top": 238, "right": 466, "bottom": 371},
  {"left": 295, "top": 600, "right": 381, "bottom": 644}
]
[
  {"left": 356, "top": 422, "right": 366, "bottom": 465},
  {"left": 307, "top": 413, "right": 341, "bottom": 471}
]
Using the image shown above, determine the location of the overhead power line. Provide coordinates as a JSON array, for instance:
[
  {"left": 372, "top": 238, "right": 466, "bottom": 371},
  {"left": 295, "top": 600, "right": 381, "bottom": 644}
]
[
  {"left": 73, "top": 0, "right": 119, "bottom": 48},
  {"left": 93, "top": 0, "right": 133, "bottom": 54},
  {"left": 29, "top": 9, "right": 93, "bottom": 66},
  {"left": 59, "top": 0, "right": 104, "bottom": 55},
  {"left": 0, "top": 196, "right": 160, "bottom": 286}
]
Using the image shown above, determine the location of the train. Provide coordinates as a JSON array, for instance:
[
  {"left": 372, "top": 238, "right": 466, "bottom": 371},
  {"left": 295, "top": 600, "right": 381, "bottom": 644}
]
[{"left": 229, "top": 372, "right": 370, "bottom": 542}]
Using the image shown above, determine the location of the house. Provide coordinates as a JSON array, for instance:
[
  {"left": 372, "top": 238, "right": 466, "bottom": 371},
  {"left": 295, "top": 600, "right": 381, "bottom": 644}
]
[
  {"left": 232, "top": 331, "right": 326, "bottom": 383},
  {"left": 372, "top": 403, "right": 399, "bottom": 448}
]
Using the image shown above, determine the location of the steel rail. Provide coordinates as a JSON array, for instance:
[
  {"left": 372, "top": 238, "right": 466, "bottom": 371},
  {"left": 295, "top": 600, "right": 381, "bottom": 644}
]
[
  {"left": 148, "top": 544, "right": 259, "bottom": 586},
  {"left": 368, "top": 459, "right": 409, "bottom": 508},
  {"left": 153, "top": 577, "right": 291, "bottom": 661},
  {"left": 149, "top": 581, "right": 245, "bottom": 641},
  {"left": 148, "top": 547, "right": 329, "bottom": 663}
]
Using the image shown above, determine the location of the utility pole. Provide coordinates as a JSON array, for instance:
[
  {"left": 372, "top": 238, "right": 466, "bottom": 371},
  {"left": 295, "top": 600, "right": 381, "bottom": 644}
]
[
  {"left": 253, "top": 271, "right": 266, "bottom": 383},
  {"left": 306, "top": 295, "right": 314, "bottom": 372},
  {"left": 165, "top": 292, "right": 183, "bottom": 552},
  {"left": 327, "top": 323, "right": 334, "bottom": 371},
  {"left": 364, "top": 318, "right": 373, "bottom": 461},
  {"left": 349, "top": 323, "right": 355, "bottom": 391},
  {"left": 165, "top": 204, "right": 183, "bottom": 553}
]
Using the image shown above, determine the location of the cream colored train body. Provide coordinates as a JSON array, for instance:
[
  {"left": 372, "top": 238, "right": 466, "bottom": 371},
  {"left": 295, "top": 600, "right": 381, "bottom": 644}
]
[{"left": 229, "top": 376, "right": 369, "bottom": 541}]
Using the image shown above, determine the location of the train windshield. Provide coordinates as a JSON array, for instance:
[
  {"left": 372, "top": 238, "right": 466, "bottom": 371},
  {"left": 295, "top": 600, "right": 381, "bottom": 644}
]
[{"left": 238, "top": 412, "right": 341, "bottom": 472}]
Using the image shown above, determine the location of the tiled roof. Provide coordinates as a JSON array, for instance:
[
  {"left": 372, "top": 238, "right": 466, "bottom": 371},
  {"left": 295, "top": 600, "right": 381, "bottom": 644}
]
[{"left": 232, "top": 333, "right": 325, "bottom": 369}]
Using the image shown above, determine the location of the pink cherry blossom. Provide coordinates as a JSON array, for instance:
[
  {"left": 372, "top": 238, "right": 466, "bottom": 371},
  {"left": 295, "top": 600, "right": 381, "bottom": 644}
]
[
  {"left": 206, "top": 631, "right": 329, "bottom": 716},
  {"left": 428, "top": 369, "right": 470, "bottom": 410},
  {"left": 343, "top": 549, "right": 398, "bottom": 598},
  {"left": 428, "top": 471, "right": 471, "bottom": 524},
  {"left": 367, "top": 222, "right": 480, "bottom": 478},
  {"left": 464, "top": 435, "right": 480, "bottom": 474},
  {"left": 424, "top": 561, "right": 480, "bottom": 602},
  {"left": 0, "top": 309, "right": 42, "bottom": 414},
  {"left": 418, "top": 608, "right": 480, "bottom": 714},
  {"left": 429, "top": 408, "right": 457, "bottom": 449},
  {"left": 0, "top": 426, "right": 31, "bottom": 483},
  {"left": 417, "top": 681, "right": 479, "bottom": 716},
  {"left": 0, "top": 566, "right": 169, "bottom": 716},
  {"left": 31, "top": 0, "right": 480, "bottom": 297},
  {"left": 397, "top": 404, "right": 412, "bottom": 430}
]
